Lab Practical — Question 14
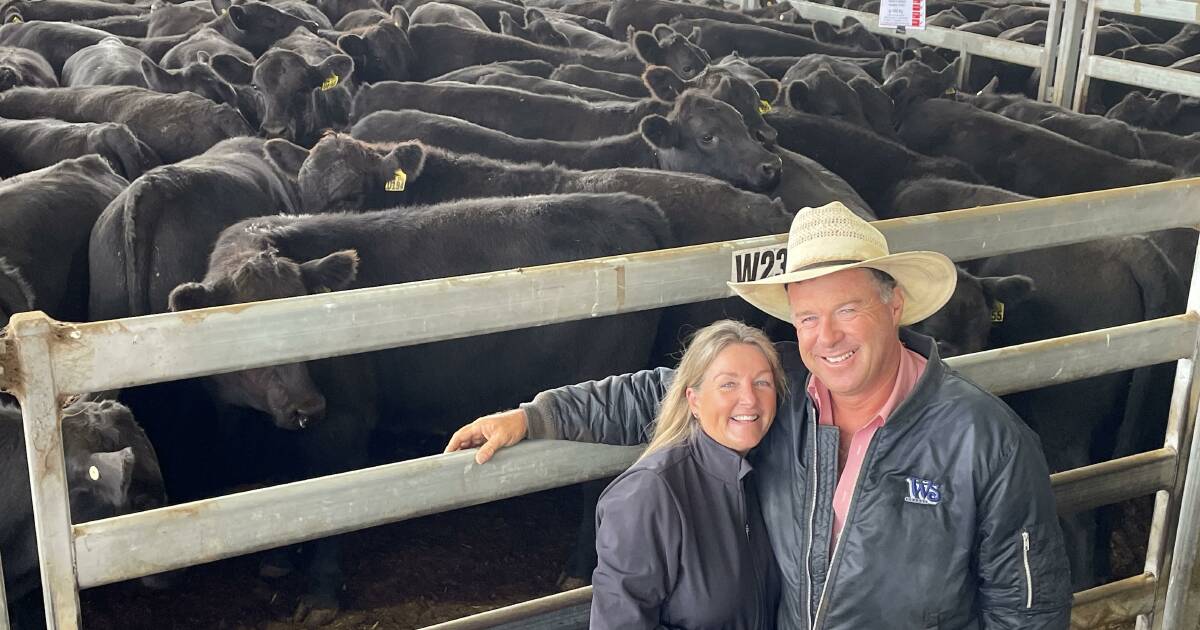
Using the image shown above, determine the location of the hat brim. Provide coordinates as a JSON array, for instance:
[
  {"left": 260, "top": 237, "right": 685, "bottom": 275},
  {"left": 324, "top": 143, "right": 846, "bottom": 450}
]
[{"left": 727, "top": 251, "right": 957, "bottom": 326}]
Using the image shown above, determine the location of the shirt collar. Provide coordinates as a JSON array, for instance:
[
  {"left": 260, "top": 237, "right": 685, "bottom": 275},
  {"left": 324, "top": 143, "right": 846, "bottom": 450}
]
[{"left": 690, "top": 427, "right": 754, "bottom": 482}]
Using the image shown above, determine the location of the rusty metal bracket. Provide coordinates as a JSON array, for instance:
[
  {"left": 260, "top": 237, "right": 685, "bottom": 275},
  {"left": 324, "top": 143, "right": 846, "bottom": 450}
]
[{"left": 0, "top": 334, "right": 16, "bottom": 394}]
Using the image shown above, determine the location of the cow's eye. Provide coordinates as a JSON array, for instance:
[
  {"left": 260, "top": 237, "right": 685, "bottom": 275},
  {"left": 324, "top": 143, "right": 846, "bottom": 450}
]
[{"left": 700, "top": 134, "right": 715, "bottom": 144}]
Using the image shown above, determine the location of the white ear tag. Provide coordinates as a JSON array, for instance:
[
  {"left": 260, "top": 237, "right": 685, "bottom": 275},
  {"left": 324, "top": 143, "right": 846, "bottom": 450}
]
[{"left": 89, "top": 465, "right": 101, "bottom": 481}]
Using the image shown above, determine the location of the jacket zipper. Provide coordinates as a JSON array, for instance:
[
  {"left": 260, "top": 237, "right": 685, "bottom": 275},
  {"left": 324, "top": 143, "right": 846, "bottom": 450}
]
[
  {"left": 1022, "top": 530, "right": 1033, "bottom": 609},
  {"left": 740, "top": 480, "right": 763, "bottom": 629},
  {"left": 804, "top": 402, "right": 819, "bottom": 628}
]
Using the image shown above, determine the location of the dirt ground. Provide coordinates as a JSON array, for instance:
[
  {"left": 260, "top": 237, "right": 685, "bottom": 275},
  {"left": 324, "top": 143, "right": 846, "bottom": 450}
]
[{"left": 79, "top": 485, "right": 583, "bottom": 629}]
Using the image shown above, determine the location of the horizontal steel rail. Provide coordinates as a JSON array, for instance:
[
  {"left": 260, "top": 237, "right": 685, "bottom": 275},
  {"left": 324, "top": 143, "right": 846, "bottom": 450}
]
[
  {"left": 1094, "top": 0, "right": 1200, "bottom": 22},
  {"left": 418, "top": 573, "right": 1159, "bottom": 630},
  {"left": 785, "top": 2, "right": 1044, "bottom": 67},
  {"left": 31, "top": 177, "right": 1200, "bottom": 397},
  {"left": 1087, "top": 56, "right": 1200, "bottom": 99},
  {"left": 68, "top": 315, "right": 1194, "bottom": 588}
]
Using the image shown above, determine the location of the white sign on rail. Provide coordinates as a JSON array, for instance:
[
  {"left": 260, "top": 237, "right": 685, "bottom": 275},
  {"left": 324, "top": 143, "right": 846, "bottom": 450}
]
[{"left": 878, "top": 0, "right": 925, "bottom": 29}]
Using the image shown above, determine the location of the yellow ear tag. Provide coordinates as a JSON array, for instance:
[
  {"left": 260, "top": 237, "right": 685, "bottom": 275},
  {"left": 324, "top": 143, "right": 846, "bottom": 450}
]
[
  {"left": 758, "top": 99, "right": 772, "bottom": 114},
  {"left": 220, "top": 7, "right": 227, "bottom": 14},
  {"left": 990, "top": 300, "right": 1005, "bottom": 323},
  {"left": 88, "top": 466, "right": 101, "bottom": 481},
  {"left": 384, "top": 168, "right": 407, "bottom": 192},
  {"left": 320, "top": 74, "right": 340, "bottom": 91},
  {"left": 944, "top": 87, "right": 957, "bottom": 95},
  {"left": 9, "top": 14, "right": 22, "bottom": 22}
]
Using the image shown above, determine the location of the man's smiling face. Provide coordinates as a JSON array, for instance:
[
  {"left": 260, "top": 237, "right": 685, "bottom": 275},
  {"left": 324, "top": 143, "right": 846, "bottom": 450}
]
[{"left": 788, "top": 267, "right": 905, "bottom": 401}]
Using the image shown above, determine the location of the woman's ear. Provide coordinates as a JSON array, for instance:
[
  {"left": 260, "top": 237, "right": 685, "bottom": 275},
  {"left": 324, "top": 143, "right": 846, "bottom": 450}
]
[{"left": 685, "top": 387, "right": 700, "bottom": 419}]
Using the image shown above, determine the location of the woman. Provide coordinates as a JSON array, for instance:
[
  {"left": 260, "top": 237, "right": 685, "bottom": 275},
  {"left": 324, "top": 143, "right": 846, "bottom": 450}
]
[{"left": 591, "top": 319, "right": 785, "bottom": 629}]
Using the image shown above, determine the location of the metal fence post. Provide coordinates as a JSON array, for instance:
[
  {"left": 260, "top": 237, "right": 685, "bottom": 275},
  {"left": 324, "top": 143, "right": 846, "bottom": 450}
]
[
  {"left": 1037, "top": 0, "right": 1064, "bottom": 101},
  {"left": 1053, "top": 0, "right": 1087, "bottom": 108},
  {"left": 6, "top": 312, "right": 81, "bottom": 630},
  {"left": 1070, "top": 0, "right": 1100, "bottom": 112},
  {"left": 1141, "top": 232, "right": 1200, "bottom": 630},
  {"left": 0, "top": 548, "right": 9, "bottom": 630}
]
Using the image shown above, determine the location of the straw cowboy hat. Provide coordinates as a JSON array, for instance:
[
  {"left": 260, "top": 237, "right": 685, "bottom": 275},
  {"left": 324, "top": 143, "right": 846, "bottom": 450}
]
[{"left": 729, "top": 201, "right": 957, "bottom": 326}]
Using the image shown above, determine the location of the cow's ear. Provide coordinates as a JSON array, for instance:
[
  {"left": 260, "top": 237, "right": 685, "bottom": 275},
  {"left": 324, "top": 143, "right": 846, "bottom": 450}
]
[
  {"left": 1155, "top": 93, "right": 1183, "bottom": 124},
  {"left": 685, "top": 25, "right": 700, "bottom": 44},
  {"left": 841, "top": 15, "right": 861, "bottom": 28},
  {"left": 643, "top": 65, "right": 686, "bottom": 101},
  {"left": 210, "top": 53, "right": 253, "bottom": 84},
  {"left": 811, "top": 20, "right": 837, "bottom": 42},
  {"left": 754, "top": 79, "right": 781, "bottom": 105},
  {"left": 196, "top": 50, "right": 211, "bottom": 65},
  {"left": 978, "top": 75, "right": 1000, "bottom": 95},
  {"left": 168, "top": 282, "right": 217, "bottom": 312},
  {"left": 337, "top": 33, "right": 366, "bottom": 57},
  {"left": 633, "top": 31, "right": 664, "bottom": 65},
  {"left": 263, "top": 138, "right": 309, "bottom": 178},
  {"left": 881, "top": 76, "right": 908, "bottom": 101},
  {"left": 499, "top": 12, "right": 520, "bottom": 35},
  {"left": 390, "top": 5, "right": 409, "bottom": 29},
  {"left": 86, "top": 447, "right": 135, "bottom": 505},
  {"left": 524, "top": 7, "right": 544, "bottom": 22},
  {"left": 651, "top": 24, "right": 674, "bottom": 41},
  {"left": 785, "top": 79, "right": 810, "bottom": 110},
  {"left": 882, "top": 51, "right": 900, "bottom": 78},
  {"left": 315, "top": 54, "right": 354, "bottom": 88},
  {"left": 385, "top": 141, "right": 427, "bottom": 182},
  {"left": 639, "top": 114, "right": 679, "bottom": 149},
  {"left": 139, "top": 58, "right": 173, "bottom": 89},
  {"left": 936, "top": 58, "right": 959, "bottom": 91},
  {"left": 979, "top": 274, "right": 1035, "bottom": 307},
  {"left": 300, "top": 250, "right": 359, "bottom": 293},
  {"left": 226, "top": 4, "right": 248, "bottom": 28}
]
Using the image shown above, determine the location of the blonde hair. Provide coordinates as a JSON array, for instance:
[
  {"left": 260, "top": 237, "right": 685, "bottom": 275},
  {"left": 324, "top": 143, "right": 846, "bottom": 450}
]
[{"left": 640, "top": 320, "right": 788, "bottom": 460}]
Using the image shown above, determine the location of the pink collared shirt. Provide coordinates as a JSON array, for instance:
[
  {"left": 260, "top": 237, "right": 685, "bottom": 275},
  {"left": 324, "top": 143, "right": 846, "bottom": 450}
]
[{"left": 807, "top": 346, "right": 927, "bottom": 543}]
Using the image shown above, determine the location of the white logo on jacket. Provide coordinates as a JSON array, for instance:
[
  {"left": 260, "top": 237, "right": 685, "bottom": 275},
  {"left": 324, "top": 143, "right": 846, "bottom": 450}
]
[{"left": 904, "top": 477, "right": 942, "bottom": 505}]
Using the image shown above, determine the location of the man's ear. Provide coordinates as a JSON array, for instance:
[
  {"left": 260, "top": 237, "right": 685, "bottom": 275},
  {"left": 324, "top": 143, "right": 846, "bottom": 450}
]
[
  {"left": 263, "top": 138, "right": 309, "bottom": 178},
  {"left": 643, "top": 65, "right": 687, "bottom": 102},
  {"left": 638, "top": 114, "right": 678, "bottom": 149},
  {"left": 168, "top": 282, "right": 216, "bottom": 312},
  {"left": 299, "top": 250, "right": 359, "bottom": 293},
  {"left": 633, "top": 30, "right": 664, "bottom": 65}
]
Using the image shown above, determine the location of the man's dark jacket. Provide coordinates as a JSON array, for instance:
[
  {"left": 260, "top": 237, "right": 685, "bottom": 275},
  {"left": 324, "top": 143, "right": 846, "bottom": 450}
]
[{"left": 521, "top": 330, "right": 1072, "bottom": 629}]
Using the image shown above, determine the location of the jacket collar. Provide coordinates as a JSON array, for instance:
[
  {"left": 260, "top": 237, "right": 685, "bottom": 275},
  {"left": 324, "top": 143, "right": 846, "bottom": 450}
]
[
  {"left": 691, "top": 428, "right": 755, "bottom": 482},
  {"left": 879, "top": 329, "right": 945, "bottom": 431}
]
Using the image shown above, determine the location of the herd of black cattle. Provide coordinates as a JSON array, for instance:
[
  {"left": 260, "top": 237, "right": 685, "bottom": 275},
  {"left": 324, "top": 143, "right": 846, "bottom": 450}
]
[{"left": 0, "top": 0, "right": 1199, "bottom": 624}]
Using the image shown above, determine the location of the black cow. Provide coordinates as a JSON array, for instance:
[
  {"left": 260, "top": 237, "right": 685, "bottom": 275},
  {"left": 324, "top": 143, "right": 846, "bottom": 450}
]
[
  {"left": 887, "top": 177, "right": 1031, "bottom": 218},
  {"left": 315, "top": 0, "right": 385, "bottom": 24},
  {"left": 431, "top": 59, "right": 556, "bottom": 82},
  {"left": 158, "top": 26, "right": 255, "bottom": 69},
  {"left": 967, "top": 86, "right": 1145, "bottom": 160},
  {"left": 542, "top": 10, "right": 628, "bottom": 56},
  {"left": 0, "top": 118, "right": 159, "bottom": 179},
  {"left": 409, "top": 2, "right": 489, "bottom": 30},
  {"left": 234, "top": 48, "right": 353, "bottom": 145},
  {"left": 146, "top": 1, "right": 217, "bottom": 38},
  {"left": 499, "top": 10, "right": 570, "bottom": 47},
  {"left": 0, "top": 45, "right": 54, "bottom": 91},
  {"left": 0, "top": 155, "right": 126, "bottom": 327},
  {"left": 63, "top": 38, "right": 155, "bottom": 87},
  {"left": 631, "top": 24, "right": 709, "bottom": 80},
  {"left": 167, "top": 192, "right": 671, "bottom": 623},
  {"left": 401, "top": 0, "right": 524, "bottom": 31},
  {"left": 0, "top": 21, "right": 119, "bottom": 74},
  {"left": 351, "top": 90, "right": 782, "bottom": 191},
  {"left": 88, "top": 137, "right": 301, "bottom": 322},
  {"left": 764, "top": 108, "right": 983, "bottom": 216},
  {"left": 334, "top": 19, "right": 419, "bottom": 84},
  {"left": 667, "top": 18, "right": 884, "bottom": 59},
  {"left": 477, "top": 72, "right": 640, "bottom": 101},
  {"left": 1, "top": 0, "right": 144, "bottom": 23},
  {"left": 404, "top": 22, "right": 643, "bottom": 79},
  {"left": 0, "top": 86, "right": 252, "bottom": 162},
  {"left": 353, "top": 66, "right": 778, "bottom": 144},
  {"left": 75, "top": 13, "right": 152, "bottom": 38},
  {"left": 783, "top": 67, "right": 895, "bottom": 138},
  {"left": 1107, "top": 92, "right": 1200, "bottom": 135},
  {"left": 2, "top": 398, "right": 168, "bottom": 628},
  {"left": 550, "top": 63, "right": 650, "bottom": 97},
  {"left": 897, "top": 98, "right": 1177, "bottom": 198},
  {"left": 908, "top": 267, "right": 1035, "bottom": 359}
]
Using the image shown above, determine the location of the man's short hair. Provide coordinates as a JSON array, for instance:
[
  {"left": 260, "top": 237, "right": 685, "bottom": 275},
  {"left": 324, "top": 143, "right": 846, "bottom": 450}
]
[{"left": 867, "top": 268, "right": 897, "bottom": 303}]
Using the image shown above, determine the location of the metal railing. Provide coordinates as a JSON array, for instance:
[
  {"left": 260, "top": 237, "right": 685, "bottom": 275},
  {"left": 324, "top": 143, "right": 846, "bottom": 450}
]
[
  {"left": 785, "top": 0, "right": 1065, "bottom": 100},
  {"left": 4, "top": 178, "right": 1200, "bottom": 629},
  {"left": 1061, "top": 0, "right": 1200, "bottom": 110}
]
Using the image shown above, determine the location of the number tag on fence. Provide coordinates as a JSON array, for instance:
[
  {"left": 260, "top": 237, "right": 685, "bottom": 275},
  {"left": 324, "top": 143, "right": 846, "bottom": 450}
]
[
  {"left": 878, "top": 0, "right": 925, "bottom": 29},
  {"left": 731, "top": 245, "right": 789, "bottom": 283}
]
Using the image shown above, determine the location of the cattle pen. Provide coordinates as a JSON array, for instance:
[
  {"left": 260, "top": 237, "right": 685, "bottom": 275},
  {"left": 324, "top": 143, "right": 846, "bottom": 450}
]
[{"left": 0, "top": 175, "right": 1197, "bottom": 629}]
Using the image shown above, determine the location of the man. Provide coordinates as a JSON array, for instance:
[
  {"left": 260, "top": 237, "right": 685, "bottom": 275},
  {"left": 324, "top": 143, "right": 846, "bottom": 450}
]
[{"left": 446, "top": 201, "right": 1072, "bottom": 629}]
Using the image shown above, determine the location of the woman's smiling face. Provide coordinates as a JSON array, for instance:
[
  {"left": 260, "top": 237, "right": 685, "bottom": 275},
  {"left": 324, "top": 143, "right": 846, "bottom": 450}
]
[{"left": 686, "top": 343, "right": 778, "bottom": 455}]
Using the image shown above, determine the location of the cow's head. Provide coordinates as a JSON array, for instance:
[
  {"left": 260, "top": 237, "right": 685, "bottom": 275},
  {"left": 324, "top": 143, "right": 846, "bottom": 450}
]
[
  {"left": 140, "top": 54, "right": 239, "bottom": 109},
  {"left": 499, "top": 9, "right": 569, "bottom": 48},
  {"left": 644, "top": 65, "right": 780, "bottom": 146},
  {"left": 1107, "top": 92, "right": 1182, "bottom": 130},
  {"left": 214, "top": 0, "right": 321, "bottom": 55},
  {"left": 264, "top": 134, "right": 427, "bottom": 212},
  {"left": 881, "top": 53, "right": 959, "bottom": 115},
  {"left": 785, "top": 69, "right": 873, "bottom": 129},
  {"left": 633, "top": 25, "right": 709, "bottom": 80},
  {"left": 337, "top": 19, "right": 414, "bottom": 83},
  {"left": 60, "top": 398, "right": 168, "bottom": 520},
  {"left": 250, "top": 48, "right": 353, "bottom": 145},
  {"left": 908, "top": 267, "right": 1034, "bottom": 357},
  {"left": 168, "top": 246, "right": 359, "bottom": 430},
  {"left": 641, "top": 90, "right": 781, "bottom": 192},
  {"left": 811, "top": 17, "right": 884, "bottom": 52},
  {"left": 86, "top": 123, "right": 162, "bottom": 180}
]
